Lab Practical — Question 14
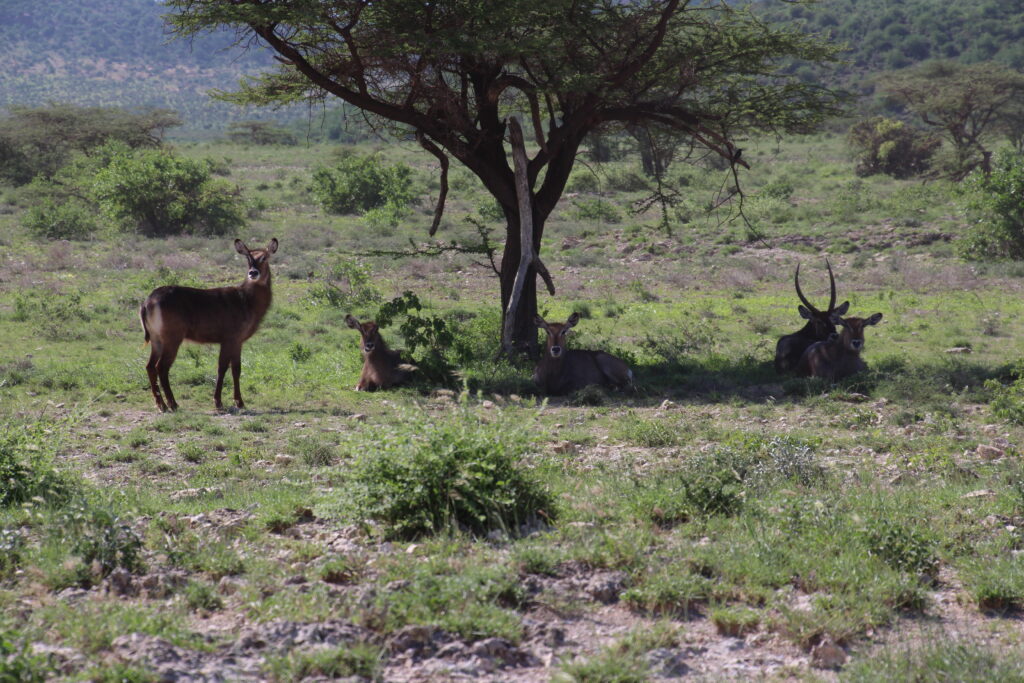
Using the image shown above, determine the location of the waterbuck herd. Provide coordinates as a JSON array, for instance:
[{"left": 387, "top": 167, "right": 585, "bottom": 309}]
[{"left": 140, "top": 238, "right": 883, "bottom": 411}]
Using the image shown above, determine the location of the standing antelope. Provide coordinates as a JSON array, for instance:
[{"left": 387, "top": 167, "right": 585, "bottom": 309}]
[
  {"left": 797, "top": 312, "right": 883, "bottom": 381},
  {"left": 774, "top": 260, "right": 850, "bottom": 373},
  {"left": 140, "top": 238, "right": 278, "bottom": 412},
  {"left": 345, "top": 315, "right": 414, "bottom": 391},
  {"left": 533, "top": 313, "right": 633, "bottom": 395}
]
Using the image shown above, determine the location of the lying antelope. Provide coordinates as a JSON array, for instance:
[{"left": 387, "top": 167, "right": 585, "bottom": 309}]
[
  {"left": 797, "top": 312, "right": 883, "bottom": 381},
  {"left": 140, "top": 238, "right": 278, "bottom": 412},
  {"left": 345, "top": 315, "right": 414, "bottom": 391},
  {"left": 533, "top": 313, "right": 633, "bottom": 395},
  {"left": 775, "top": 260, "right": 849, "bottom": 373}
]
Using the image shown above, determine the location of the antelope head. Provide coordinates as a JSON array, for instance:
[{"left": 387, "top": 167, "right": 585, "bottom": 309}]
[
  {"left": 235, "top": 238, "right": 278, "bottom": 283},
  {"left": 795, "top": 259, "right": 849, "bottom": 341},
  {"left": 831, "top": 312, "right": 883, "bottom": 353},
  {"left": 345, "top": 315, "right": 383, "bottom": 354},
  {"left": 535, "top": 312, "right": 580, "bottom": 359}
]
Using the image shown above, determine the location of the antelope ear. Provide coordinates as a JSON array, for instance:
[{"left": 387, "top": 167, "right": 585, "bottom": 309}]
[
  {"left": 798, "top": 306, "right": 812, "bottom": 320},
  {"left": 234, "top": 239, "right": 249, "bottom": 255},
  {"left": 830, "top": 312, "right": 844, "bottom": 325},
  {"left": 833, "top": 301, "right": 850, "bottom": 315},
  {"left": 566, "top": 312, "right": 581, "bottom": 328},
  {"left": 345, "top": 315, "right": 361, "bottom": 329},
  {"left": 266, "top": 238, "right": 279, "bottom": 254},
  {"left": 866, "top": 312, "right": 883, "bottom": 326},
  {"left": 533, "top": 315, "right": 547, "bottom": 329}
]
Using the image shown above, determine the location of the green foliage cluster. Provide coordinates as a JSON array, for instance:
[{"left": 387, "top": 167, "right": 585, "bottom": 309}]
[
  {"left": 20, "top": 138, "right": 250, "bottom": 239},
  {"left": 0, "top": 420, "right": 73, "bottom": 508},
  {"left": 93, "top": 147, "right": 247, "bottom": 236},
  {"left": 848, "top": 117, "right": 940, "bottom": 179},
  {"left": 333, "top": 403, "right": 553, "bottom": 539},
  {"left": 58, "top": 500, "right": 144, "bottom": 583},
  {"left": 0, "top": 104, "right": 179, "bottom": 185},
  {"left": 375, "top": 291, "right": 457, "bottom": 385},
  {"left": 958, "top": 150, "right": 1024, "bottom": 260},
  {"left": 0, "top": 631, "right": 54, "bottom": 682},
  {"left": 311, "top": 153, "right": 414, "bottom": 225}
]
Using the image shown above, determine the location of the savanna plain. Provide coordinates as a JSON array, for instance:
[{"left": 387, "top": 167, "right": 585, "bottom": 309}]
[{"left": 4, "top": 134, "right": 1024, "bottom": 681}]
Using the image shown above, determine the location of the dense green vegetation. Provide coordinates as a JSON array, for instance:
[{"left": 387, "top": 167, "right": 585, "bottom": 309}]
[{"left": 760, "top": 0, "right": 1024, "bottom": 75}]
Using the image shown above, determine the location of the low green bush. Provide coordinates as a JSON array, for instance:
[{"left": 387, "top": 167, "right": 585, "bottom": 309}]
[
  {"left": 958, "top": 150, "right": 1024, "bottom": 260},
  {"left": 20, "top": 197, "right": 97, "bottom": 239},
  {"left": 311, "top": 153, "right": 414, "bottom": 217},
  {"left": 332, "top": 403, "right": 553, "bottom": 539}
]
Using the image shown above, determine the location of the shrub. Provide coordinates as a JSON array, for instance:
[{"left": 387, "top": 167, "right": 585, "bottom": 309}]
[
  {"left": 571, "top": 197, "right": 622, "bottom": 223},
  {"left": 375, "top": 291, "right": 457, "bottom": 385},
  {"left": 848, "top": 116, "right": 940, "bottom": 179},
  {"left": 605, "top": 167, "right": 651, "bottom": 192},
  {"left": 334, "top": 403, "right": 553, "bottom": 539},
  {"left": 306, "top": 260, "right": 382, "bottom": 310},
  {"left": 958, "top": 150, "right": 1024, "bottom": 260},
  {"left": 21, "top": 197, "right": 97, "bottom": 240},
  {"left": 311, "top": 153, "right": 414, "bottom": 216},
  {"left": 91, "top": 147, "right": 246, "bottom": 236},
  {"left": 0, "top": 421, "right": 73, "bottom": 508},
  {"left": 59, "top": 501, "right": 144, "bottom": 581},
  {"left": 858, "top": 517, "right": 939, "bottom": 580},
  {"left": 0, "top": 632, "right": 54, "bottom": 682}
]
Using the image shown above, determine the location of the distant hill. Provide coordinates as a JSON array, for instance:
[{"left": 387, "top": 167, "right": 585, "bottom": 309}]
[
  {"left": 0, "top": 0, "right": 297, "bottom": 135},
  {"left": 2, "top": 0, "right": 1022, "bottom": 134},
  {"left": 756, "top": 0, "right": 1024, "bottom": 82}
]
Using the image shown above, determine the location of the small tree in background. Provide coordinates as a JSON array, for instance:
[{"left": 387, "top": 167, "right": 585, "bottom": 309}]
[
  {"left": 226, "top": 120, "right": 298, "bottom": 145},
  {"left": 958, "top": 149, "right": 1024, "bottom": 260},
  {"left": 848, "top": 117, "right": 940, "bottom": 179},
  {"left": 879, "top": 61, "right": 1024, "bottom": 179},
  {"left": 0, "top": 105, "right": 180, "bottom": 185}
]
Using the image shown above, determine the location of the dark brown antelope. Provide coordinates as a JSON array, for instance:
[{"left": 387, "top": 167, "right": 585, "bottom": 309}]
[
  {"left": 345, "top": 315, "right": 414, "bottom": 391},
  {"left": 774, "top": 260, "right": 850, "bottom": 373},
  {"left": 797, "top": 312, "right": 883, "bottom": 381},
  {"left": 140, "top": 238, "right": 278, "bottom": 412},
  {"left": 533, "top": 313, "right": 633, "bottom": 395}
]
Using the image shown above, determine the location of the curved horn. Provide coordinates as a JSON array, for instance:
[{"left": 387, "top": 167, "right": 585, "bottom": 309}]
[
  {"left": 825, "top": 258, "right": 837, "bottom": 311},
  {"left": 794, "top": 263, "right": 817, "bottom": 313}
]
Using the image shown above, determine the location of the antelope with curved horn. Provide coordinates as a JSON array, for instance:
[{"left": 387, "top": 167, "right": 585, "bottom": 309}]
[
  {"left": 774, "top": 260, "right": 849, "bottom": 374},
  {"left": 533, "top": 313, "right": 633, "bottom": 395},
  {"left": 140, "top": 238, "right": 278, "bottom": 412},
  {"left": 797, "top": 312, "right": 883, "bottom": 381},
  {"left": 345, "top": 315, "right": 414, "bottom": 391}
]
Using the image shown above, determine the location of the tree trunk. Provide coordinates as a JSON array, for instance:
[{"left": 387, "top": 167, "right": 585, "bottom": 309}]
[{"left": 499, "top": 207, "right": 543, "bottom": 354}]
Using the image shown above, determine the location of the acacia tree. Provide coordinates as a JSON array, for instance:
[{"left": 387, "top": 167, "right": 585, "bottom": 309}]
[
  {"left": 880, "top": 61, "right": 1024, "bottom": 179},
  {"left": 167, "top": 0, "right": 842, "bottom": 350}
]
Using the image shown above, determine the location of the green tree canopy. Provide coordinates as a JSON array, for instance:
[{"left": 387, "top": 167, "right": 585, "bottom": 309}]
[
  {"left": 0, "top": 104, "right": 180, "bottom": 185},
  {"left": 167, "top": 0, "right": 843, "bottom": 348},
  {"left": 879, "top": 61, "right": 1024, "bottom": 179}
]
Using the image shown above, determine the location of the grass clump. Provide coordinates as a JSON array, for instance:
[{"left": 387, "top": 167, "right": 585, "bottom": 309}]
[
  {"left": 264, "top": 643, "right": 383, "bottom": 682},
  {"left": 843, "top": 640, "right": 1024, "bottom": 682},
  {"left": 0, "top": 631, "right": 54, "bottom": 682},
  {"left": 331, "top": 403, "right": 554, "bottom": 539}
]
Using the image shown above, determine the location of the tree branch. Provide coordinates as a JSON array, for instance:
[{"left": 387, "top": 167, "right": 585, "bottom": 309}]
[{"left": 416, "top": 131, "right": 450, "bottom": 237}]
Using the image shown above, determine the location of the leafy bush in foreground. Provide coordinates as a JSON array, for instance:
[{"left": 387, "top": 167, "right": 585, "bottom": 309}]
[
  {"left": 0, "top": 421, "right": 73, "bottom": 508},
  {"left": 958, "top": 150, "right": 1024, "bottom": 260},
  {"left": 334, "top": 403, "right": 552, "bottom": 539}
]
